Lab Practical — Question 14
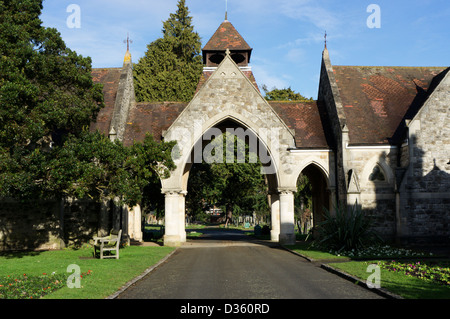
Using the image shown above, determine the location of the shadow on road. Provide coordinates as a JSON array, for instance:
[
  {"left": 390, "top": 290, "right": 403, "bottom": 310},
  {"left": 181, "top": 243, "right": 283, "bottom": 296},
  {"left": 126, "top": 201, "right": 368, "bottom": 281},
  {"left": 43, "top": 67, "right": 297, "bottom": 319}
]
[{"left": 184, "top": 226, "right": 280, "bottom": 248}]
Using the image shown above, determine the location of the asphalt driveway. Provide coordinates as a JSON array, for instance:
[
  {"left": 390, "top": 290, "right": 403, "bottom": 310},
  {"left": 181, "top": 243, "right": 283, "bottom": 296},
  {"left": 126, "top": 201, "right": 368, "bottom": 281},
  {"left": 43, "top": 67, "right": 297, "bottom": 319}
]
[{"left": 116, "top": 228, "right": 384, "bottom": 299}]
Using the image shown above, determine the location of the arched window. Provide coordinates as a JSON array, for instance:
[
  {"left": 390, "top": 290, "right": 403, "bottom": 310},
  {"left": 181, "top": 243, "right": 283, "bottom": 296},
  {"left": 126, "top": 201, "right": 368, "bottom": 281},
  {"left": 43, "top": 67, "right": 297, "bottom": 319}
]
[
  {"left": 369, "top": 165, "right": 385, "bottom": 182},
  {"left": 209, "top": 53, "right": 224, "bottom": 65},
  {"left": 231, "top": 53, "right": 245, "bottom": 64}
]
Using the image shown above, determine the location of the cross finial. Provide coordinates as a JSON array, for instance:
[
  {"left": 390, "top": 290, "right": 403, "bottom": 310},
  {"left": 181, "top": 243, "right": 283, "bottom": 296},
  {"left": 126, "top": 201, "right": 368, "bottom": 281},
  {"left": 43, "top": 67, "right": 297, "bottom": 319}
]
[
  {"left": 324, "top": 30, "right": 327, "bottom": 49},
  {"left": 124, "top": 32, "right": 133, "bottom": 51}
]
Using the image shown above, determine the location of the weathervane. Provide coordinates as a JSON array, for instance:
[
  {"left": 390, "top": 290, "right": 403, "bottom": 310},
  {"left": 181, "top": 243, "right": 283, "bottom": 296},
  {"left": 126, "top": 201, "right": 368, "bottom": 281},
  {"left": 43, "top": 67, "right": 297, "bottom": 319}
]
[
  {"left": 124, "top": 32, "right": 133, "bottom": 51},
  {"left": 225, "top": 0, "right": 228, "bottom": 21}
]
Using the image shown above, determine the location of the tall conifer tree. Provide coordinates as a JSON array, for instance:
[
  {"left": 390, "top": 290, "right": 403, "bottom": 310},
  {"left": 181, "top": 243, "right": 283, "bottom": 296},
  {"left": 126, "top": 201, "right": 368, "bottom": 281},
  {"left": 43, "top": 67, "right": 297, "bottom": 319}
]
[{"left": 133, "top": 0, "right": 203, "bottom": 102}]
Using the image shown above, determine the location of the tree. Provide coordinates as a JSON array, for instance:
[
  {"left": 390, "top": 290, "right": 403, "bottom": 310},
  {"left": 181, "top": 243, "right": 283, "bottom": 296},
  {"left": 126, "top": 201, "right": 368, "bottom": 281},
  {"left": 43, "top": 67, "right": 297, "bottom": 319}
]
[
  {"left": 133, "top": 0, "right": 203, "bottom": 102},
  {"left": 262, "top": 86, "right": 313, "bottom": 102},
  {"left": 47, "top": 130, "right": 176, "bottom": 208},
  {"left": 295, "top": 174, "right": 313, "bottom": 234},
  {"left": 0, "top": 1, "right": 177, "bottom": 207},
  {"left": 186, "top": 132, "right": 269, "bottom": 223},
  {"left": 0, "top": 0, "right": 103, "bottom": 199}
]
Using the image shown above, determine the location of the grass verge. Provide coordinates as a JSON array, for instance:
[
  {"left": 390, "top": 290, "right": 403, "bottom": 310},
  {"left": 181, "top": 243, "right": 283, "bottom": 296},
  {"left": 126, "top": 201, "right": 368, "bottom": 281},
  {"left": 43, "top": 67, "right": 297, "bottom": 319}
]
[
  {"left": 285, "top": 242, "right": 350, "bottom": 261},
  {"left": 328, "top": 260, "right": 450, "bottom": 299},
  {"left": 0, "top": 245, "right": 175, "bottom": 299}
]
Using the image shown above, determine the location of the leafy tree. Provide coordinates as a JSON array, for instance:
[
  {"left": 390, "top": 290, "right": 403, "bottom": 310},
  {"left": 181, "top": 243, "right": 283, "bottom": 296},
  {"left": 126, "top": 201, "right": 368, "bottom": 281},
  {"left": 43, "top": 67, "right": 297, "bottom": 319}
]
[
  {"left": 0, "top": 0, "right": 103, "bottom": 199},
  {"left": 186, "top": 132, "right": 269, "bottom": 223},
  {"left": 133, "top": 0, "right": 203, "bottom": 102},
  {"left": 0, "top": 1, "right": 177, "bottom": 209},
  {"left": 262, "top": 86, "right": 313, "bottom": 102},
  {"left": 47, "top": 130, "right": 176, "bottom": 207}
]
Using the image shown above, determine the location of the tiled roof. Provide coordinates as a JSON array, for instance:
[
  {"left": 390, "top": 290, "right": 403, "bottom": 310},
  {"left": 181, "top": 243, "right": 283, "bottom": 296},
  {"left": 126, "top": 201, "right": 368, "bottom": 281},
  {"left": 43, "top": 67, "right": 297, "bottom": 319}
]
[
  {"left": 203, "top": 20, "right": 252, "bottom": 51},
  {"left": 269, "top": 101, "right": 331, "bottom": 149},
  {"left": 122, "top": 102, "right": 187, "bottom": 147},
  {"left": 332, "top": 66, "right": 447, "bottom": 145},
  {"left": 121, "top": 100, "right": 330, "bottom": 149},
  {"left": 89, "top": 68, "right": 122, "bottom": 135}
]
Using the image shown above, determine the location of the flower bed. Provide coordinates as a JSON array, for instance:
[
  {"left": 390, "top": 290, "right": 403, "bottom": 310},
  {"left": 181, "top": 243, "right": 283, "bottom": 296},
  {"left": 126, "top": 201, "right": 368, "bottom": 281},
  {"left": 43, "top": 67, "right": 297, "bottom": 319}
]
[
  {"left": 327, "top": 244, "right": 433, "bottom": 259},
  {"left": 0, "top": 270, "right": 92, "bottom": 299},
  {"left": 378, "top": 260, "right": 450, "bottom": 286}
]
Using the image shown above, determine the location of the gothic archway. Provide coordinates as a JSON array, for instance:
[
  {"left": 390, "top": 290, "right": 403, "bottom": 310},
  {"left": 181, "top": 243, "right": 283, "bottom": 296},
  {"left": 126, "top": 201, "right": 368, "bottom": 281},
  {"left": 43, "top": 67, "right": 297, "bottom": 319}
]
[
  {"left": 184, "top": 118, "right": 278, "bottom": 227},
  {"left": 295, "top": 163, "right": 331, "bottom": 238},
  {"left": 159, "top": 53, "right": 299, "bottom": 247}
]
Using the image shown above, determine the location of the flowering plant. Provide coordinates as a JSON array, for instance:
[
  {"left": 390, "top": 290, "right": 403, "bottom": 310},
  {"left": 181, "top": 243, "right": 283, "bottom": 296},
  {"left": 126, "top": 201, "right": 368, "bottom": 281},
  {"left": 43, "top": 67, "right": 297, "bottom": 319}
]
[
  {"left": 378, "top": 260, "right": 450, "bottom": 286},
  {"left": 0, "top": 270, "right": 92, "bottom": 299}
]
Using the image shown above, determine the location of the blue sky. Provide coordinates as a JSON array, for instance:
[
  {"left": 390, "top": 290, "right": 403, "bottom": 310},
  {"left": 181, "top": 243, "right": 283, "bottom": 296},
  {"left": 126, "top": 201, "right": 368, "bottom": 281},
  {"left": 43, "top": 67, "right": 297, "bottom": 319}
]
[{"left": 40, "top": 0, "right": 449, "bottom": 99}]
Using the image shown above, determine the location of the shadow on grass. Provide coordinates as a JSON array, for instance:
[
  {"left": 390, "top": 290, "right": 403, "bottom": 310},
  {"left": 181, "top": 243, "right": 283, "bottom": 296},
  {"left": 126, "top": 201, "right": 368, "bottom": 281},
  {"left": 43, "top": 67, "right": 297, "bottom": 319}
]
[{"left": 0, "top": 250, "right": 43, "bottom": 259}]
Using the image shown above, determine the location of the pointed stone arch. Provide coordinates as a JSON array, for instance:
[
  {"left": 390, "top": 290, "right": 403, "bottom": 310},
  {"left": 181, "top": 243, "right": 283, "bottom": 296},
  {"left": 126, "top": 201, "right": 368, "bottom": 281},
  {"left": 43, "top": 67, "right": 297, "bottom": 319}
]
[
  {"left": 293, "top": 160, "right": 333, "bottom": 236},
  {"left": 160, "top": 53, "right": 299, "bottom": 246}
]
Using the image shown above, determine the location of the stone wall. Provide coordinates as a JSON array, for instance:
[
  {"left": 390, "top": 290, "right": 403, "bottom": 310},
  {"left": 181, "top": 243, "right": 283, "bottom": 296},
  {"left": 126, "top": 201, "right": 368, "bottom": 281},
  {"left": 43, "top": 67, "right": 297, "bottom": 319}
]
[
  {"left": 398, "top": 69, "right": 450, "bottom": 243},
  {"left": 0, "top": 199, "right": 62, "bottom": 251},
  {"left": 344, "top": 146, "right": 398, "bottom": 239},
  {"left": 0, "top": 199, "right": 113, "bottom": 251}
]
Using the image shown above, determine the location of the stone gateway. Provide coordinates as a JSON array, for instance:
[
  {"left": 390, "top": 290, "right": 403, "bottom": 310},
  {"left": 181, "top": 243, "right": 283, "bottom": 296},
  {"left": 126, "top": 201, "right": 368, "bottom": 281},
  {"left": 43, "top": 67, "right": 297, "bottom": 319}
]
[
  {"left": 89, "top": 18, "right": 449, "bottom": 247},
  {"left": 1, "top": 17, "right": 448, "bottom": 250}
]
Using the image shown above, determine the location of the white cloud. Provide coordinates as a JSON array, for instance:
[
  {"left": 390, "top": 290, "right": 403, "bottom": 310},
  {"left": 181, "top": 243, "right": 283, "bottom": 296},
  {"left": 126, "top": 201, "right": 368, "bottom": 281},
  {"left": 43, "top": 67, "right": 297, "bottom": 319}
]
[{"left": 279, "top": 0, "right": 340, "bottom": 31}]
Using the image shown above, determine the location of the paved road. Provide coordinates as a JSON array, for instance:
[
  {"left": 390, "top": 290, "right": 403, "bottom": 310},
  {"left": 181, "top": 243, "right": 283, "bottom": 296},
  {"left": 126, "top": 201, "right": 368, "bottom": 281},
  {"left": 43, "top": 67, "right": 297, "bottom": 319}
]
[{"left": 117, "top": 228, "right": 383, "bottom": 299}]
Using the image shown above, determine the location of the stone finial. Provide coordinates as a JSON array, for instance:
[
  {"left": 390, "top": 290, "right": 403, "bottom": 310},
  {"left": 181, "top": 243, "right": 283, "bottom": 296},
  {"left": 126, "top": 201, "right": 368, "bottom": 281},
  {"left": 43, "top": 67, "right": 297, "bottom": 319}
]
[{"left": 109, "top": 127, "right": 117, "bottom": 141}]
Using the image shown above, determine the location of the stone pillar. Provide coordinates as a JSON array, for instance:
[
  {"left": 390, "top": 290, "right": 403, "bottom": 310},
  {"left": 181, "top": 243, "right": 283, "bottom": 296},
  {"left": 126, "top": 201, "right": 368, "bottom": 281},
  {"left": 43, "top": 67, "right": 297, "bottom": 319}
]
[
  {"left": 98, "top": 198, "right": 110, "bottom": 237},
  {"left": 279, "top": 189, "right": 296, "bottom": 245},
  {"left": 270, "top": 193, "right": 280, "bottom": 242},
  {"left": 163, "top": 190, "right": 185, "bottom": 247},
  {"left": 179, "top": 191, "right": 187, "bottom": 243},
  {"left": 128, "top": 205, "right": 143, "bottom": 242}
]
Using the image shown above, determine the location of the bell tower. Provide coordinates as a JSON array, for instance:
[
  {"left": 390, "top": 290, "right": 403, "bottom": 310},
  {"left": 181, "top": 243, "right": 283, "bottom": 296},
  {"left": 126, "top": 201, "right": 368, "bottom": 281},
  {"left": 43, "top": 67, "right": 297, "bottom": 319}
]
[{"left": 202, "top": 17, "right": 253, "bottom": 68}]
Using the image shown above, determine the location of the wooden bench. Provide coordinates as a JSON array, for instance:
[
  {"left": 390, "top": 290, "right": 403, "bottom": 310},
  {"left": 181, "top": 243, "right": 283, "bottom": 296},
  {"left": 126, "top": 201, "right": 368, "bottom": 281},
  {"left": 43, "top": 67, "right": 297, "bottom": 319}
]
[{"left": 93, "top": 229, "right": 122, "bottom": 259}]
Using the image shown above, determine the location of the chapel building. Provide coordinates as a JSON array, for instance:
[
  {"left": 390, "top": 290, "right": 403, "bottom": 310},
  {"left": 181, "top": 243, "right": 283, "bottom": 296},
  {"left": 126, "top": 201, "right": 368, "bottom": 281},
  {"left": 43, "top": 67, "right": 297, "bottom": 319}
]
[{"left": 90, "top": 18, "right": 450, "bottom": 247}]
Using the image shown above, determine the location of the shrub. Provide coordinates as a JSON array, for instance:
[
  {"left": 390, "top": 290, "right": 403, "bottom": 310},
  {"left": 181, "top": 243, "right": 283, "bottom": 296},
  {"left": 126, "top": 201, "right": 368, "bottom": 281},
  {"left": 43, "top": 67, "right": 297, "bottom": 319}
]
[
  {"left": 315, "top": 204, "right": 382, "bottom": 253},
  {"left": 261, "top": 225, "right": 270, "bottom": 236}
]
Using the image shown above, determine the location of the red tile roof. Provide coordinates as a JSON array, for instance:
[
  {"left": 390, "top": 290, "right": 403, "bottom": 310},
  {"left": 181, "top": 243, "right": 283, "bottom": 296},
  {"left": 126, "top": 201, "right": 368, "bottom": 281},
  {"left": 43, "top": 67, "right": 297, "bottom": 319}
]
[
  {"left": 269, "top": 101, "right": 330, "bottom": 148},
  {"left": 89, "top": 68, "right": 122, "bottom": 135},
  {"left": 122, "top": 102, "right": 187, "bottom": 147},
  {"left": 203, "top": 20, "right": 252, "bottom": 51},
  {"left": 332, "top": 66, "right": 446, "bottom": 145}
]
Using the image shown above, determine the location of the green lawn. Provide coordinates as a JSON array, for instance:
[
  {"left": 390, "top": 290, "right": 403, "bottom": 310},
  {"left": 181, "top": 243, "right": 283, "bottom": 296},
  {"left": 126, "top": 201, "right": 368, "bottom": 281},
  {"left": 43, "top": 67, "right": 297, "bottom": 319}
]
[
  {"left": 0, "top": 245, "right": 175, "bottom": 299},
  {"left": 285, "top": 242, "right": 350, "bottom": 261},
  {"left": 329, "top": 260, "right": 450, "bottom": 299},
  {"left": 283, "top": 241, "right": 450, "bottom": 299}
]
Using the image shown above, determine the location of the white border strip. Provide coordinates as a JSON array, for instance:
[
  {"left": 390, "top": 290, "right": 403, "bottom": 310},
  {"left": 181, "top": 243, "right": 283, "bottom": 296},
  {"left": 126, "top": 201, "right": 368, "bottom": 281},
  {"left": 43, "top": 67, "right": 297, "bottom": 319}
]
[
  {"left": 345, "top": 143, "right": 397, "bottom": 150},
  {"left": 289, "top": 149, "right": 332, "bottom": 153}
]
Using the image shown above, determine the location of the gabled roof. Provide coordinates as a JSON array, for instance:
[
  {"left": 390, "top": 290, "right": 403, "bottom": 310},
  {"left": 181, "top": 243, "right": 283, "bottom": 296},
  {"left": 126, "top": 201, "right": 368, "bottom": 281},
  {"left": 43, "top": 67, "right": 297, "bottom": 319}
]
[
  {"left": 203, "top": 20, "right": 252, "bottom": 51},
  {"left": 269, "top": 101, "right": 331, "bottom": 149},
  {"left": 89, "top": 68, "right": 122, "bottom": 135},
  {"left": 332, "top": 65, "right": 447, "bottom": 145}
]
